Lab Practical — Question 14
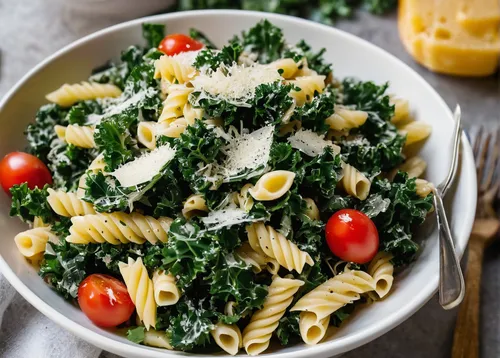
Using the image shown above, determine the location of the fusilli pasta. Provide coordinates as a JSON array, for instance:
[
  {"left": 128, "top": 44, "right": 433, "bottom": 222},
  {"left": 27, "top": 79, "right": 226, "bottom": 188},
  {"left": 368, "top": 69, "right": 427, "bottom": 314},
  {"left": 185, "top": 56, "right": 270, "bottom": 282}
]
[
  {"left": 46, "top": 81, "right": 122, "bottom": 107},
  {"left": 47, "top": 188, "right": 96, "bottom": 217},
  {"left": 291, "top": 270, "right": 376, "bottom": 345},
  {"left": 143, "top": 330, "right": 173, "bottom": 349},
  {"left": 246, "top": 222, "right": 314, "bottom": 274},
  {"left": 325, "top": 106, "right": 369, "bottom": 131},
  {"left": 367, "top": 251, "right": 394, "bottom": 300},
  {"left": 235, "top": 242, "right": 279, "bottom": 275},
  {"left": 268, "top": 58, "right": 299, "bottom": 79},
  {"left": 288, "top": 76, "right": 326, "bottom": 106},
  {"left": 152, "top": 270, "right": 180, "bottom": 306},
  {"left": 158, "top": 85, "right": 193, "bottom": 124},
  {"left": 340, "top": 164, "right": 371, "bottom": 200},
  {"left": 242, "top": 277, "right": 304, "bottom": 355},
  {"left": 390, "top": 96, "right": 410, "bottom": 124},
  {"left": 137, "top": 121, "right": 157, "bottom": 150},
  {"left": 154, "top": 54, "right": 198, "bottom": 85},
  {"left": 304, "top": 198, "right": 320, "bottom": 221},
  {"left": 399, "top": 121, "right": 432, "bottom": 146},
  {"left": 211, "top": 323, "right": 243, "bottom": 356},
  {"left": 392, "top": 156, "right": 427, "bottom": 179},
  {"left": 55, "top": 124, "right": 96, "bottom": 148},
  {"left": 119, "top": 257, "right": 156, "bottom": 330},
  {"left": 415, "top": 178, "right": 434, "bottom": 198},
  {"left": 248, "top": 171, "right": 295, "bottom": 201},
  {"left": 182, "top": 194, "right": 208, "bottom": 219},
  {"left": 233, "top": 183, "right": 254, "bottom": 212},
  {"left": 14, "top": 227, "right": 57, "bottom": 258},
  {"left": 67, "top": 212, "right": 173, "bottom": 245}
]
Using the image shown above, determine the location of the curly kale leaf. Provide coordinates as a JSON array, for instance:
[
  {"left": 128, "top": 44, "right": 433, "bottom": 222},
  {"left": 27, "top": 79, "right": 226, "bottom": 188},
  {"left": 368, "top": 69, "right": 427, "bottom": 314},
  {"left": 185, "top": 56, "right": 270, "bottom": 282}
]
[
  {"left": 293, "top": 90, "right": 335, "bottom": 134},
  {"left": 237, "top": 19, "right": 285, "bottom": 64},
  {"left": 163, "top": 219, "right": 220, "bottom": 287},
  {"left": 300, "top": 148, "right": 343, "bottom": 199},
  {"left": 94, "top": 110, "right": 138, "bottom": 171},
  {"left": 283, "top": 39, "right": 332, "bottom": 76},
  {"left": 193, "top": 41, "right": 242, "bottom": 71},
  {"left": 189, "top": 28, "right": 217, "bottom": 49},
  {"left": 269, "top": 142, "right": 303, "bottom": 173},
  {"left": 66, "top": 101, "right": 102, "bottom": 125},
  {"left": 276, "top": 312, "right": 301, "bottom": 345},
  {"left": 168, "top": 299, "right": 215, "bottom": 351},
  {"left": 174, "top": 120, "right": 224, "bottom": 192},
  {"left": 9, "top": 183, "right": 52, "bottom": 223},
  {"left": 94, "top": 242, "right": 146, "bottom": 275},
  {"left": 26, "top": 104, "right": 68, "bottom": 162},
  {"left": 294, "top": 218, "right": 325, "bottom": 257},
  {"left": 208, "top": 253, "right": 268, "bottom": 312},
  {"left": 142, "top": 23, "right": 165, "bottom": 48},
  {"left": 83, "top": 172, "right": 130, "bottom": 212}
]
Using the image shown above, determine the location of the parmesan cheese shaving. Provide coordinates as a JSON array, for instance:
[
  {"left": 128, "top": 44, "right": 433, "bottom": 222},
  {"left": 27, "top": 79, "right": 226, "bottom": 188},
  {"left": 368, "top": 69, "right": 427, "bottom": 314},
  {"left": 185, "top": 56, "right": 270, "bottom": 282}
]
[
  {"left": 112, "top": 144, "right": 176, "bottom": 187},
  {"left": 287, "top": 129, "right": 340, "bottom": 157},
  {"left": 219, "top": 125, "right": 274, "bottom": 180},
  {"left": 191, "top": 63, "right": 282, "bottom": 106},
  {"left": 200, "top": 207, "right": 262, "bottom": 231}
]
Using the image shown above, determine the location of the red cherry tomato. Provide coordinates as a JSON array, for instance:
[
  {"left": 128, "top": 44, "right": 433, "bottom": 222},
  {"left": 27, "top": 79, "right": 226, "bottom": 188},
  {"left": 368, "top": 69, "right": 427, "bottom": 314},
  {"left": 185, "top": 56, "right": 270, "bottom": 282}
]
[
  {"left": 158, "top": 34, "right": 204, "bottom": 56},
  {"left": 325, "top": 209, "right": 379, "bottom": 264},
  {"left": 0, "top": 152, "right": 52, "bottom": 194},
  {"left": 78, "top": 274, "right": 135, "bottom": 328}
]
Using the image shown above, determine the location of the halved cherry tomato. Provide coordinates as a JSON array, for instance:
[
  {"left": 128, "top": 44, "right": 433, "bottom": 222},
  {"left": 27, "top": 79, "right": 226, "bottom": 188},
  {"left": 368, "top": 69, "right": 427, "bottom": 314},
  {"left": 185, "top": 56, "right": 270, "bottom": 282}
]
[
  {"left": 78, "top": 274, "right": 135, "bottom": 328},
  {"left": 0, "top": 152, "right": 52, "bottom": 194},
  {"left": 325, "top": 209, "right": 379, "bottom": 264},
  {"left": 158, "top": 34, "right": 204, "bottom": 56}
]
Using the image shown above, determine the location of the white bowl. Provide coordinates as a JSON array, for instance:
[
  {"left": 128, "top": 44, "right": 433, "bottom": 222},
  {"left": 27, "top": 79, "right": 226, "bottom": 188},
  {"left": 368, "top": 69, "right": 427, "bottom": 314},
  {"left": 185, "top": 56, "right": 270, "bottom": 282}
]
[{"left": 0, "top": 10, "right": 476, "bottom": 358}]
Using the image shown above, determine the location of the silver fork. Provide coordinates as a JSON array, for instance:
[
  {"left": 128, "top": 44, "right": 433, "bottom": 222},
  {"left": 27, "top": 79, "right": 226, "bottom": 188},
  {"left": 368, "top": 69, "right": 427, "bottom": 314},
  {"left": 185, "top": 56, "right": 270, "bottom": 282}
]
[{"left": 433, "top": 105, "right": 465, "bottom": 310}]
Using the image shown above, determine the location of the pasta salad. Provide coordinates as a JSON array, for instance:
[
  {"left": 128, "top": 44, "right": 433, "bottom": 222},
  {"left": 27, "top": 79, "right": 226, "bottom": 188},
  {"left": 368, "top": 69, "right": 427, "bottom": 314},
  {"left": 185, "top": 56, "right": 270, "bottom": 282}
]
[{"left": 3, "top": 20, "right": 434, "bottom": 355}]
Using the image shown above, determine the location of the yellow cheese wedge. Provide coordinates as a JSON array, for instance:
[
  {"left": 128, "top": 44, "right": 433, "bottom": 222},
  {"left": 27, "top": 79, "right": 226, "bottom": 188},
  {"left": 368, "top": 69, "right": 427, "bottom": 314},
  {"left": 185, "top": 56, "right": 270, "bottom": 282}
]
[{"left": 399, "top": 0, "right": 500, "bottom": 77}]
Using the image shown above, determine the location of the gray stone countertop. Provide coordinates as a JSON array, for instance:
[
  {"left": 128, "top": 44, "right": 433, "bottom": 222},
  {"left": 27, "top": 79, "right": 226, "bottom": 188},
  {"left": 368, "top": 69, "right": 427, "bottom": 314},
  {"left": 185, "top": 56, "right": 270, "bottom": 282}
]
[{"left": 0, "top": 1, "right": 499, "bottom": 358}]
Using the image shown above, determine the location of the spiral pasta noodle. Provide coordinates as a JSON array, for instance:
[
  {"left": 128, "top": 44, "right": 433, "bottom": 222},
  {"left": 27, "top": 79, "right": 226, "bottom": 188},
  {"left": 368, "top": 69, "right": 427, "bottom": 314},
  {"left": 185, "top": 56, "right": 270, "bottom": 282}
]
[
  {"left": 183, "top": 102, "right": 204, "bottom": 125},
  {"left": 211, "top": 322, "right": 243, "bottom": 356},
  {"left": 152, "top": 270, "right": 180, "bottom": 306},
  {"left": 14, "top": 227, "right": 57, "bottom": 258},
  {"left": 291, "top": 270, "right": 376, "bottom": 345},
  {"left": 66, "top": 212, "right": 173, "bottom": 245},
  {"left": 233, "top": 183, "right": 254, "bottom": 212},
  {"left": 242, "top": 277, "right": 304, "bottom": 355},
  {"left": 268, "top": 58, "right": 299, "bottom": 79},
  {"left": 399, "top": 121, "right": 432, "bottom": 146},
  {"left": 303, "top": 198, "right": 320, "bottom": 221},
  {"left": 55, "top": 125, "right": 96, "bottom": 148},
  {"left": 390, "top": 96, "right": 410, "bottom": 124},
  {"left": 154, "top": 54, "right": 198, "bottom": 85},
  {"left": 340, "top": 164, "right": 371, "bottom": 200},
  {"left": 182, "top": 194, "right": 208, "bottom": 219},
  {"left": 325, "top": 106, "right": 369, "bottom": 132},
  {"left": 46, "top": 81, "right": 122, "bottom": 107},
  {"left": 137, "top": 121, "right": 158, "bottom": 150},
  {"left": 119, "top": 257, "right": 156, "bottom": 330},
  {"left": 367, "top": 252, "right": 394, "bottom": 300},
  {"left": 288, "top": 75, "right": 326, "bottom": 106},
  {"left": 158, "top": 85, "right": 193, "bottom": 124},
  {"left": 143, "top": 330, "right": 173, "bottom": 349},
  {"left": 246, "top": 222, "right": 314, "bottom": 274},
  {"left": 248, "top": 171, "right": 296, "bottom": 201},
  {"left": 235, "top": 242, "right": 279, "bottom": 275},
  {"left": 156, "top": 117, "right": 189, "bottom": 138},
  {"left": 415, "top": 178, "right": 434, "bottom": 198},
  {"left": 295, "top": 58, "right": 319, "bottom": 77},
  {"left": 47, "top": 188, "right": 96, "bottom": 217},
  {"left": 393, "top": 156, "right": 427, "bottom": 179}
]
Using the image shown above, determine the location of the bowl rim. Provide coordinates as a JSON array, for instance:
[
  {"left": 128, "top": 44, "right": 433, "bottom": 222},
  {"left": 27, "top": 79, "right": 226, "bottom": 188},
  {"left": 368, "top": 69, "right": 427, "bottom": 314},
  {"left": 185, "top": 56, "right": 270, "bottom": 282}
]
[{"left": 0, "top": 9, "right": 477, "bottom": 358}]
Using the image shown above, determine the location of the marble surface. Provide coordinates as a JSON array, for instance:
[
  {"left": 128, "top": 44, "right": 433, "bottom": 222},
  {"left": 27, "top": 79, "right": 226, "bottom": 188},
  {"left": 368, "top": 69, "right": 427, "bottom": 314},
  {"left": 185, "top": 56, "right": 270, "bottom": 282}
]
[{"left": 0, "top": 1, "right": 499, "bottom": 357}]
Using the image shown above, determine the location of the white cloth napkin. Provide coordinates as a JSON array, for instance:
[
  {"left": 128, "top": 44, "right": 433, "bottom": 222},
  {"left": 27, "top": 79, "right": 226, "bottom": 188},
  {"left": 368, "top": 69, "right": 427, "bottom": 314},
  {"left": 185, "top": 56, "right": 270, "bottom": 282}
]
[{"left": 0, "top": 1, "right": 170, "bottom": 357}]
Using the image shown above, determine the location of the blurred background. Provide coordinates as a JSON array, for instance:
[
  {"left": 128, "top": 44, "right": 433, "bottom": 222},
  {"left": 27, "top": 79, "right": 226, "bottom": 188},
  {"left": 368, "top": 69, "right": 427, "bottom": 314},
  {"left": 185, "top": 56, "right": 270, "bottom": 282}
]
[{"left": 0, "top": 1, "right": 499, "bottom": 357}]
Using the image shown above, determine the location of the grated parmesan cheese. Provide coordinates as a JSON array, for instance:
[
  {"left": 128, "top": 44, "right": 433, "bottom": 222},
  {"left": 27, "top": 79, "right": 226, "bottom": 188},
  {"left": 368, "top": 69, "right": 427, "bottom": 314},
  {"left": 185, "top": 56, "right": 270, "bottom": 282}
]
[
  {"left": 219, "top": 125, "right": 274, "bottom": 181},
  {"left": 191, "top": 63, "right": 282, "bottom": 106},
  {"left": 200, "top": 207, "right": 263, "bottom": 231},
  {"left": 287, "top": 129, "right": 340, "bottom": 157},
  {"left": 111, "top": 144, "right": 176, "bottom": 187}
]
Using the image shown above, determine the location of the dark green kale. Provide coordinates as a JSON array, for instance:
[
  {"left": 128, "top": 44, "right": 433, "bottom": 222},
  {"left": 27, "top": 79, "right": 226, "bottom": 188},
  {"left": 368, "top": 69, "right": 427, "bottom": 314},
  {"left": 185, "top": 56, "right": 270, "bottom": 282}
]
[
  {"left": 360, "top": 172, "right": 433, "bottom": 265},
  {"left": 269, "top": 142, "right": 303, "bottom": 173},
  {"left": 320, "top": 194, "right": 355, "bottom": 216},
  {"left": 39, "top": 241, "right": 98, "bottom": 299},
  {"left": 163, "top": 219, "right": 220, "bottom": 287},
  {"left": 293, "top": 90, "right": 335, "bottom": 134},
  {"left": 193, "top": 42, "right": 242, "bottom": 71},
  {"left": 174, "top": 120, "right": 224, "bottom": 193},
  {"left": 26, "top": 104, "right": 68, "bottom": 162},
  {"left": 276, "top": 312, "right": 301, "bottom": 345},
  {"left": 189, "top": 28, "right": 217, "bottom": 49},
  {"left": 194, "top": 81, "right": 295, "bottom": 129},
  {"left": 94, "top": 243, "right": 146, "bottom": 275},
  {"left": 168, "top": 299, "right": 215, "bottom": 351},
  {"left": 300, "top": 148, "right": 344, "bottom": 200},
  {"left": 294, "top": 218, "right": 325, "bottom": 257},
  {"left": 208, "top": 253, "right": 268, "bottom": 313},
  {"left": 66, "top": 101, "right": 102, "bottom": 125},
  {"left": 142, "top": 23, "right": 166, "bottom": 48},
  {"left": 330, "top": 303, "right": 356, "bottom": 327},
  {"left": 283, "top": 39, "right": 333, "bottom": 76},
  {"left": 237, "top": 20, "right": 286, "bottom": 64},
  {"left": 9, "top": 183, "right": 52, "bottom": 223},
  {"left": 94, "top": 110, "right": 138, "bottom": 171},
  {"left": 126, "top": 327, "right": 146, "bottom": 344},
  {"left": 83, "top": 172, "right": 130, "bottom": 212}
]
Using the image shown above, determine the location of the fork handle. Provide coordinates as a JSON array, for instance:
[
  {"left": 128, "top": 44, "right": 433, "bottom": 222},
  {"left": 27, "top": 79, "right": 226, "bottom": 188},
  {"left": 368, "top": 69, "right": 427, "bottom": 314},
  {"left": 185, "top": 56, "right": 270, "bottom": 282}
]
[{"left": 451, "top": 237, "right": 484, "bottom": 358}]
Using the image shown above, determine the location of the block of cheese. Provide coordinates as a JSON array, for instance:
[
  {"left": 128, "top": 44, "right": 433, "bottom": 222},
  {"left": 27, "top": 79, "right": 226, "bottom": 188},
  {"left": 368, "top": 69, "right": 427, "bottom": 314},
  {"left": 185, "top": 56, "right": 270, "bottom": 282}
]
[{"left": 399, "top": 0, "right": 500, "bottom": 77}]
